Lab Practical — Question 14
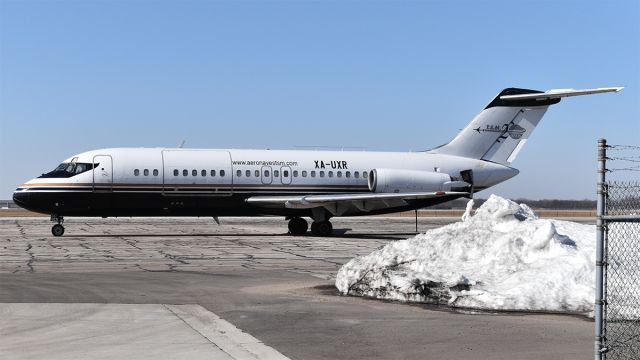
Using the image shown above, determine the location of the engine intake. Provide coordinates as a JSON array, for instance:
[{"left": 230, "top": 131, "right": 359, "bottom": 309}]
[{"left": 368, "top": 169, "right": 454, "bottom": 193}]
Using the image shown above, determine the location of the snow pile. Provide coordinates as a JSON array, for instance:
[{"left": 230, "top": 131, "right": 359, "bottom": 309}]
[{"left": 336, "top": 195, "right": 596, "bottom": 313}]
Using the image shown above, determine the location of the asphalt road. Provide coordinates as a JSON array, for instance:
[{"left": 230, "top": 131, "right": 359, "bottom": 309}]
[{"left": 0, "top": 216, "right": 595, "bottom": 359}]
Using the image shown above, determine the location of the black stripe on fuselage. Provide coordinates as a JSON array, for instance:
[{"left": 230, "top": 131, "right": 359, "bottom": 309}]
[{"left": 13, "top": 190, "right": 465, "bottom": 218}]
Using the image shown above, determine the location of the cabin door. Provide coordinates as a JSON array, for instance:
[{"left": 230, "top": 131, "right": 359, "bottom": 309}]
[{"left": 92, "top": 155, "right": 113, "bottom": 192}]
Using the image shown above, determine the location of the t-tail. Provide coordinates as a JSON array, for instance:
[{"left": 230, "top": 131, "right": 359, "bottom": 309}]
[{"left": 431, "top": 87, "right": 623, "bottom": 165}]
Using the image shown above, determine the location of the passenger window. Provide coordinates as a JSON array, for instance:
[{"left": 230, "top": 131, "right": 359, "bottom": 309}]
[
  {"left": 143, "top": 169, "right": 149, "bottom": 176},
  {"left": 354, "top": 171, "right": 359, "bottom": 179},
  {"left": 237, "top": 170, "right": 242, "bottom": 177},
  {"left": 246, "top": 170, "right": 251, "bottom": 177},
  {"left": 363, "top": 171, "right": 368, "bottom": 179},
  {"left": 134, "top": 169, "right": 140, "bottom": 176},
  {"left": 274, "top": 170, "right": 279, "bottom": 177},
  {"left": 255, "top": 170, "right": 259, "bottom": 177},
  {"left": 337, "top": 171, "right": 342, "bottom": 178},
  {"left": 328, "top": 171, "right": 333, "bottom": 178},
  {"left": 311, "top": 171, "right": 316, "bottom": 177},
  {"left": 174, "top": 169, "right": 179, "bottom": 176},
  {"left": 183, "top": 169, "right": 188, "bottom": 176},
  {"left": 320, "top": 171, "right": 325, "bottom": 178},
  {"left": 283, "top": 170, "right": 289, "bottom": 177},
  {"left": 211, "top": 170, "right": 216, "bottom": 177},
  {"left": 201, "top": 170, "right": 206, "bottom": 177},
  {"left": 153, "top": 169, "right": 159, "bottom": 176},
  {"left": 346, "top": 171, "right": 351, "bottom": 178},
  {"left": 220, "top": 170, "right": 225, "bottom": 177},
  {"left": 264, "top": 170, "right": 270, "bottom": 177},
  {"left": 192, "top": 169, "right": 197, "bottom": 176},
  {"left": 302, "top": 171, "right": 307, "bottom": 177},
  {"left": 293, "top": 170, "right": 298, "bottom": 177}
]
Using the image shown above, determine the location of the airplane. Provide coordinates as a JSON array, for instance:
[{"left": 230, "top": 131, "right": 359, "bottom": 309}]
[{"left": 12, "top": 87, "right": 622, "bottom": 237}]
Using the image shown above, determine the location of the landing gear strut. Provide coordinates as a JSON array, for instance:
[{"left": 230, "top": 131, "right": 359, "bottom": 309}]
[
  {"left": 288, "top": 217, "right": 308, "bottom": 235},
  {"left": 310, "top": 221, "right": 333, "bottom": 237},
  {"left": 51, "top": 215, "right": 64, "bottom": 237}
]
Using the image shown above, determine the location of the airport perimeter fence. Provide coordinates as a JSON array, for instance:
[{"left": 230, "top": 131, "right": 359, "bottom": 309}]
[{"left": 595, "top": 139, "right": 640, "bottom": 360}]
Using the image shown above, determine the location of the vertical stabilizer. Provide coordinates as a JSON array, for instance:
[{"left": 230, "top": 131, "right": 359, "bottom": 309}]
[{"left": 431, "top": 87, "right": 623, "bottom": 165}]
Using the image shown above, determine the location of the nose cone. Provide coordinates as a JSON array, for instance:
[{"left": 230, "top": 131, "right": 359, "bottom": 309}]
[{"left": 12, "top": 189, "right": 31, "bottom": 209}]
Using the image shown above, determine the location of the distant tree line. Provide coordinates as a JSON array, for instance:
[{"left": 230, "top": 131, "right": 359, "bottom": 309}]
[{"left": 431, "top": 198, "right": 596, "bottom": 210}]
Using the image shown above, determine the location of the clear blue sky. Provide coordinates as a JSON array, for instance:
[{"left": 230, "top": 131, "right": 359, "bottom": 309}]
[{"left": 1, "top": 0, "right": 638, "bottom": 200}]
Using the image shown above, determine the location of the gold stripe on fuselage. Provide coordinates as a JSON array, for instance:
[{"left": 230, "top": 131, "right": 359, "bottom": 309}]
[{"left": 20, "top": 182, "right": 368, "bottom": 189}]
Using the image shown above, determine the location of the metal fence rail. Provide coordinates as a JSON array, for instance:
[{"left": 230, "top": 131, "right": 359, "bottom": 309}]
[{"left": 596, "top": 139, "right": 640, "bottom": 360}]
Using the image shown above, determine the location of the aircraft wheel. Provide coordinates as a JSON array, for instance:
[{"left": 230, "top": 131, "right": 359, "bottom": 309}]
[
  {"left": 51, "top": 224, "right": 65, "bottom": 237},
  {"left": 288, "top": 217, "right": 308, "bottom": 235},
  {"left": 311, "top": 221, "right": 333, "bottom": 237}
]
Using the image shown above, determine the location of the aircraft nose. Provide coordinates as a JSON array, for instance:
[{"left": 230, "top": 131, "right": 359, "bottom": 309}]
[{"left": 12, "top": 189, "right": 30, "bottom": 209}]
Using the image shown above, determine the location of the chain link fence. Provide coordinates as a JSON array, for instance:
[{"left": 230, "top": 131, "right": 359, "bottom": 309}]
[{"left": 596, "top": 140, "right": 640, "bottom": 360}]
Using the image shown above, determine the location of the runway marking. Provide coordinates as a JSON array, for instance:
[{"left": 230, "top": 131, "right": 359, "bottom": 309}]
[{"left": 164, "top": 304, "right": 290, "bottom": 360}]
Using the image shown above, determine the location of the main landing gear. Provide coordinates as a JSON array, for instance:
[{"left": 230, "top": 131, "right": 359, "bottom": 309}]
[
  {"left": 287, "top": 217, "right": 333, "bottom": 236},
  {"left": 51, "top": 215, "right": 64, "bottom": 237}
]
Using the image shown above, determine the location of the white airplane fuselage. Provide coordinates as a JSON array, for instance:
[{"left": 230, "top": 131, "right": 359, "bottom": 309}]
[{"left": 13, "top": 148, "right": 516, "bottom": 217}]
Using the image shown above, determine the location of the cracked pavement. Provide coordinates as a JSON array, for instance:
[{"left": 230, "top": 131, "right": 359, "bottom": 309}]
[
  {"left": 0, "top": 217, "right": 431, "bottom": 277},
  {"left": 0, "top": 216, "right": 595, "bottom": 360}
]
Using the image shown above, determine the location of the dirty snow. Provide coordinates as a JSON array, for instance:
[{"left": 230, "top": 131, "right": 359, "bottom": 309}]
[{"left": 335, "top": 195, "right": 596, "bottom": 314}]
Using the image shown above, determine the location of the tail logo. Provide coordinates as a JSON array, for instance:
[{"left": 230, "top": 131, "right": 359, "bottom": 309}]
[{"left": 474, "top": 123, "right": 526, "bottom": 140}]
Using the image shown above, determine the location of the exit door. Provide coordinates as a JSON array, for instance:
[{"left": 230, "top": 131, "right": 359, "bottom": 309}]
[
  {"left": 261, "top": 166, "right": 273, "bottom": 184},
  {"left": 280, "top": 166, "right": 292, "bottom": 185}
]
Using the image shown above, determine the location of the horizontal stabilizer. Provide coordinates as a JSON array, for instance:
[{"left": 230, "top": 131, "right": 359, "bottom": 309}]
[{"left": 500, "top": 87, "right": 623, "bottom": 101}]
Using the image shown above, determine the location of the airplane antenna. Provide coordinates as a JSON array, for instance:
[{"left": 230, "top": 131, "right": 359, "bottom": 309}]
[
  {"left": 415, "top": 209, "right": 418, "bottom": 233},
  {"left": 178, "top": 140, "right": 186, "bottom": 148}
]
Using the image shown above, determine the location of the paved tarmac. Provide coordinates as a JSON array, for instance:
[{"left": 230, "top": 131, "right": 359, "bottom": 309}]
[
  {"left": 1, "top": 303, "right": 289, "bottom": 360},
  {"left": 0, "top": 216, "right": 595, "bottom": 359}
]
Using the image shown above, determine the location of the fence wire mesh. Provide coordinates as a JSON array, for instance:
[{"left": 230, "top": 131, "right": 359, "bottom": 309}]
[
  {"left": 606, "top": 182, "right": 640, "bottom": 216},
  {"left": 604, "top": 221, "right": 640, "bottom": 359},
  {"left": 598, "top": 141, "right": 640, "bottom": 360}
]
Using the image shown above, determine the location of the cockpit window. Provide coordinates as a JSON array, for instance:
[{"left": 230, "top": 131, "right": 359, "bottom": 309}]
[{"left": 38, "top": 162, "right": 99, "bottom": 178}]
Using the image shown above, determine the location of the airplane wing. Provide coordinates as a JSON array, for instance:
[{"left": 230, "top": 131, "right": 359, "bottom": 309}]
[{"left": 246, "top": 191, "right": 468, "bottom": 216}]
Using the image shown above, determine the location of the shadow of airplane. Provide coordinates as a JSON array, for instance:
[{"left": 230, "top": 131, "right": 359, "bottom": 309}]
[{"left": 61, "top": 228, "right": 419, "bottom": 240}]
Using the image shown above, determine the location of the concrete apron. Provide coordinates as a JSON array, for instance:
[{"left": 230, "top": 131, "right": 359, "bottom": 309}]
[{"left": 0, "top": 303, "right": 290, "bottom": 360}]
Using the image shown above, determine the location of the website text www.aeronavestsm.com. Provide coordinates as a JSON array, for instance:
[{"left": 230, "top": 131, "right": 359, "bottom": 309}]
[{"left": 232, "top": 160, "right": 299, "bottom": 167}]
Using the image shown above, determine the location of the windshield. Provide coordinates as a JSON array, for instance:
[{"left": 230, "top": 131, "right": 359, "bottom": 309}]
[{"left": 38, "top": 162, "right": 99, "bottom": 178}]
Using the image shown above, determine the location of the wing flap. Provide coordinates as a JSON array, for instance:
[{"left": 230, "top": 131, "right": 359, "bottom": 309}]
[{"left": 246, "top": 191, "right": 468, "bottom": 211}]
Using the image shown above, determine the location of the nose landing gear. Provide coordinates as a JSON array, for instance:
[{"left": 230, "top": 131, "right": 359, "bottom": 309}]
[{"left": 51, "top": 215, "right": 64, "bottom": 237}]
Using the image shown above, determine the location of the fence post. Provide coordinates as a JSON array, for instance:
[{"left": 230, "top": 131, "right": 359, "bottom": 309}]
[{"left": 595, "top": 138, "right": 607, "bottom": 359}]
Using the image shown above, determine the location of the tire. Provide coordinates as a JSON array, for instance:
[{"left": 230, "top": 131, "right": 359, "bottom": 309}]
[
  {"left": 51, "top": 224, "right": 65, "bottom": 237},
  {"left": 288, "top": 217, "right": 308, "bottom": 235},
  {"left": 311, "top": 221, "right": 332, "bottom": 236}
]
